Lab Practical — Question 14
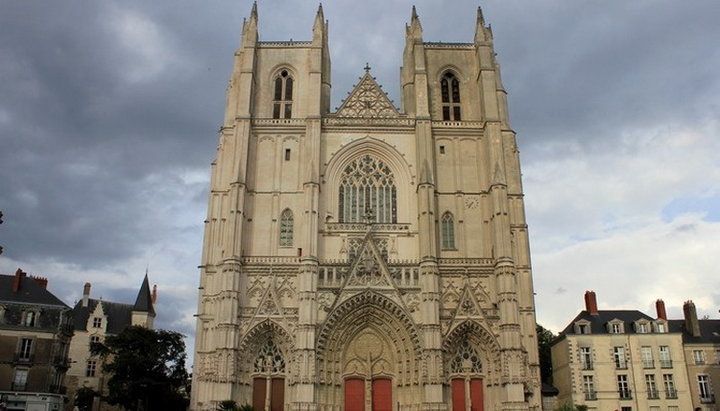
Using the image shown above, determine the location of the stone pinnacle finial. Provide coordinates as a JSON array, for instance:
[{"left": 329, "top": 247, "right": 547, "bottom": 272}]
[{"left": 364, "top": 62, "right": 371, "bottom": 73}]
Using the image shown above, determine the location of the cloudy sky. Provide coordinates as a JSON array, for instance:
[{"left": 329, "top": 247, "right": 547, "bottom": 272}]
[{"left": 2, "top": 0, "right": 719, "bottom": 364}]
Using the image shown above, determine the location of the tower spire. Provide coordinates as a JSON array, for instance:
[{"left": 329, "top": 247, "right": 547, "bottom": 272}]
[
  {"left": 241, "top": 1, "right": 259, "bottom": 47},
  {"left": 407, "top": 5, "right": 423, "bottom": 40},
  {"left": 474, "top": 6, "right": 491, "bottom": 43}
]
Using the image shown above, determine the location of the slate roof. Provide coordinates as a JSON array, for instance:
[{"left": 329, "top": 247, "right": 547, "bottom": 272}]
[
  {"left": 0, "top": 273, "right": 68, "bottom": 308},
  {"left": 72, "top": 299, "right": 135, "bottom": 334},
  {"left": 668, "top": 319, "right": 720, "bottom": 344},
  {"left": 557, "top": 310, "right": 656, "bottom": 337},
  {"left": 133, "top": 274, "right": 155, "bottom": 316}
]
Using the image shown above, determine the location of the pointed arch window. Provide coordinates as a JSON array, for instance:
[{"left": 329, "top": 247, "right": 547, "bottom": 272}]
[
  {"left": 441, "top": 212, "right": 456, "bottom": 250},
  {"left": 441, "top": 72, "right": 461, "bottom": 121},
  {"left": 338, "top": 155, "right": 397, "bottom": 223},
  {"left": 279, "top": 209, "right": 294, "bottom": 247},
  {"left": 273, "top": 69, "right": 293, "bottom": 119}
]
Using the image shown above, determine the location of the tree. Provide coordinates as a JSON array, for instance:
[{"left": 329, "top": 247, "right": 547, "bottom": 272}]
[
  {"left": 91, "top": 325, "right": 189, "bottom": 411},
  {"left": 537, "top": 324, "right": 556, "bottom": 384}
]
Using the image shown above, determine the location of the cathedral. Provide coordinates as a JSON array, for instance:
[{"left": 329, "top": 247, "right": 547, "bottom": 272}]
[{"left": 191, "top": 4, "right": 540, "bottom": 410}]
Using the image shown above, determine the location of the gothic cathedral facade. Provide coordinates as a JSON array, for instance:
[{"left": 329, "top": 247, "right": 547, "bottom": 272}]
[{"left": 192, "top": 5, "right": 540, "bottom": 411}]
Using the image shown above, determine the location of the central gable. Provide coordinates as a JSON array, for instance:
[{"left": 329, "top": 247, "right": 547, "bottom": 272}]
[{"left": 335, "top": 70, "right": 399, "bottom": 118}]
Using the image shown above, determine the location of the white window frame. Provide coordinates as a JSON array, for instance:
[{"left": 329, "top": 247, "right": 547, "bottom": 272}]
[
  {"left": 641, "top": 346, "right": 654, "bottom": 368},
  {"left": 579, "top": 346, "right": 593, "bottom": 370},
  {"left": 614, "top": 346, "right": 627, "bottom": 369},
  {"left": 693, "top": 349, "right": 706, "bottom": 365}
]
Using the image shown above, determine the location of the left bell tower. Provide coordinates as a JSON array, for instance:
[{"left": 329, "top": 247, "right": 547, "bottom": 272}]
[{"left": 191, "top": 3, "right": 331, "bottom": 410}]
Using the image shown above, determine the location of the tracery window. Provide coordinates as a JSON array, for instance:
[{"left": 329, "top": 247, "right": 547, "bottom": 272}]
[
  {"left": 279, "top": 209, "right": 294, "bottom": 247},
  {"left": 441, "top": 212, "right": 456, "bottom": 250},
  {"left": 338, "top": 155, "right": 397, "bottom": 223},
  {"left": 450, "top": 339, "right": 483, "bottom": 374},
  {"left": 273, "top": 69, "right": 293, "bottom": 119},
  {"left": 441, "top": 72, "right": 461, "bottom": 121}
]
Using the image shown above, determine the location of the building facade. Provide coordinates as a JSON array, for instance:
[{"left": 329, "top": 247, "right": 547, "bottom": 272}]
[
  {"left": 64, "top": 276, "right": 156, "bottom": 411},
  {"left": 0, "top": 269, "right": 73, "bottom": 411},
  {"left": 192, "top": 5, "right": 540, "bottom": 411},
  {"left": 552, "top": 291, "right": 719, "bottom": 411}
]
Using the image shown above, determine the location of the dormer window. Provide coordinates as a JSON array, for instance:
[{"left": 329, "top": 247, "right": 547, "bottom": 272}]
[
  {"left": 655, "top": 321, "right": 667, "bottom": 333},
  {"left": 23, "top": 310, "right": 38, "bottom": 327},
  {"left": 273, "top": 70, "right": 293, "bottom": 119},
  {"left": 608, "top": 320, "right": 624, "bottom": 334},
  {"left": 574, "top": 320, "right": 591, "bottom": 335},
  {"left": 635, "top": 321, "right": 649, "bottom": 333},
  {"left": 440, "top": 72, "right": 461, "bottom": 121}
]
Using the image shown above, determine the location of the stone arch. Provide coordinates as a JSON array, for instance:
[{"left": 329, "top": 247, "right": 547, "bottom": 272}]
[
  {"left": 316, "top": 291, "right": 423, "bottom": 408},
  {"left": 436, "top": 64, "right": 466, "bottom": 83},
  {"left": 443, "top": 320, "right": 501, "bottom": 384},
  {"left": 323, "top": 137, "right": 415, "bottom": 223},
  {"left": 237, "top": 319, "right": 295, "bottom": 384}
]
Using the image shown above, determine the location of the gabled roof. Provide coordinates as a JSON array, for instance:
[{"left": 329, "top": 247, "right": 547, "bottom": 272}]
[
  {"left": 557, "top": 310, "right": 656, "bottom": 337},
  {"left": 668, "top": 319, "right": 720, "bottom": 344},
  {"left": 133, "top": 274, "right": 155, "bottom": 316},
  {"left": 0, "top": 274, "right": 68, "bottom": 308},
  {"left": 72, "top": 298, "right": 135, "bottom": 334},
  {"left": 335, "top": 70, "right": 399, "bottom": 118}
]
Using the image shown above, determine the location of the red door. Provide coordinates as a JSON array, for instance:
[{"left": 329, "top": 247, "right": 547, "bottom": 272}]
[
  {"left": 271, "top": 378, "right": 284, "bottom": 411},
  {"left": 345, "top": 378, "right": 365, "bottom": 411},
  {"left": 372, "top": 379, "right": 392, "bottom": 411},
  {"left": 470, "top": 379, "right": 484, "bottom": 411},
  {"left": 252, "top": 377, "right": 266, "bottom": 411},
  {"left": 451, "top": 378, "right": 465, "bottom": 411}
]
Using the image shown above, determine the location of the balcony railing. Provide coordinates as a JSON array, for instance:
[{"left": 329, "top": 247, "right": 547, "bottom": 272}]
[
  {"left": 13, "top": 353, "right": 34, "bottom": 364},
  {"left": 700, "top": 394, "right": 716, "bottom": 404},
  {"left": 647, "top": 389, "right": 660, "bottom": 399},
  {"left": 660, "top": 359, "right": 673, "bottom": 368},
  {"left": 642, "top": 360, "right": 654, "bottom": 369},
  {"left": 665, "top": 389, "right": 678, "bottom": 399},
  {"left": 584, "top": 391, "right": 597, "bottom": 400},
  {"left": 619, "top": 388, "right": 632, "bottom": 399}
]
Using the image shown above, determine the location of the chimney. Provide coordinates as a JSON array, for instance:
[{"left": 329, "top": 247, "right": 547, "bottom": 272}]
[
  {"left": 655, "top": 299, "right": 667, "bottom": 320},
  {"left": 683, "top": 300, "right": 701, "bottom": 337},
  {"left": 12, "top": 268, "right": 27, "bottom": 293},
  {"left": 151, "top": 284, "right": 158, "bottom": 305},
  {"left": 584, "top": 290, "right": 599, "bottom": 315},
  {"left": 31, "top": 276, "right": 48, "bottom": 289},
  {"left": 82, "top": 282, "right": 91, "bottom": 307}
]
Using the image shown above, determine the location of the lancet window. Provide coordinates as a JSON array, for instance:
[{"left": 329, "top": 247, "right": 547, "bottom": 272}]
[
  {"left": 441, "top": 72, "right": 461, "bottom": 121},
  {"left": 338, "top": 155, "right": 397, "bottom": 223},
  {"left": 441, "top": 212, "right": 456, "bottom": 250},
  {"left": 279, "top": 209, "right": 293, "bottom": 247},
  {"left": 273, "top": 69, "right": 293, "bottom": 119}
]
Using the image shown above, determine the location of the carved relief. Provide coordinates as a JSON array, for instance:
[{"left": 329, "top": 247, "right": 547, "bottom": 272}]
[{"left": 335, "top": 72, "right": 399, "bottom": 118}]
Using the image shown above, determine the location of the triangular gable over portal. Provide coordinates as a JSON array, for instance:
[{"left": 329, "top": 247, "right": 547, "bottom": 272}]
[
  {"left": 335, "top": 69, "right": 400, "bottom": 118},
  {"left": 341, "top": 232, "right": 396, "bottom": 290}
]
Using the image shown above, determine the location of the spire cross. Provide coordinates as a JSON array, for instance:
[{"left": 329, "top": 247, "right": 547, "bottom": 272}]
[{"left": 364, "top": 62, "right": 371, "bottom": 73}]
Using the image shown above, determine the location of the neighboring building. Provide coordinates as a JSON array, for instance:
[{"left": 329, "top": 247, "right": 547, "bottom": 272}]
[
  {"left": 670, "top": 301, "right": 720, "bottom": 411},
  {"left": 552, "top": 291, "right": 711, "bottom": 411},
  {"left": 64, "top": 275, "right": 156, "bottom": 411},
  {"left": 192, "top": 4, "right": 540, "bottom": 411},
  {"left": 0, "top": 269, "right": 73, "bottom": 411}
]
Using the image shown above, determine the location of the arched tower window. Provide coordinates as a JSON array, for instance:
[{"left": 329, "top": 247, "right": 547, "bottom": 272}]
[
  {"left": 338, "top": 155, "right": 397, "bottom": 223},
  {"left": 441, "top": 212, "right": 456, "bottom": 250},
  {"left": 279, "top": 209, "right": 294, "bottom": 247},
  {"left": 273, "top": 70, "right": 294, "bottom": 119},
  {"left": 441, "top": 72, "right": 461, "bottom": 121}
]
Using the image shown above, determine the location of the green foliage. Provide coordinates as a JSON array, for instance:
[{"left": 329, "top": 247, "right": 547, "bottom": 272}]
[
  {"left": 90, "top": 325, "right": 189, "bottom": 411},
  {"left": 536, "top": 324, "right": 556, "bottom": 384},
  {"left": 555, "top": 403, "right": 588, "bottom": 411}
]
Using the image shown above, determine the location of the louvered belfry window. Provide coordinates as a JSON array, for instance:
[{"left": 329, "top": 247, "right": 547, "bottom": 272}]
[
  {"left": 441, "top": 72, "right": 461, "bottom": 121},
  {"left": 273, "top": 69, "right": 293, "bottom": 119}
]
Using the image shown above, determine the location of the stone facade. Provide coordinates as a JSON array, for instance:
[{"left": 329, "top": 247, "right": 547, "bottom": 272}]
[
  {"left": 64, "top": 276, "right": 156, "bottom": 411},
  {"left": 551, "top": 291, "right": 720, "bottom": 411},
  {"left": 0, "top": 269, "right": 73, "bottom": 411},
  {"left": 191, "top": 5, "right": 540, "bottom": 410}
]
